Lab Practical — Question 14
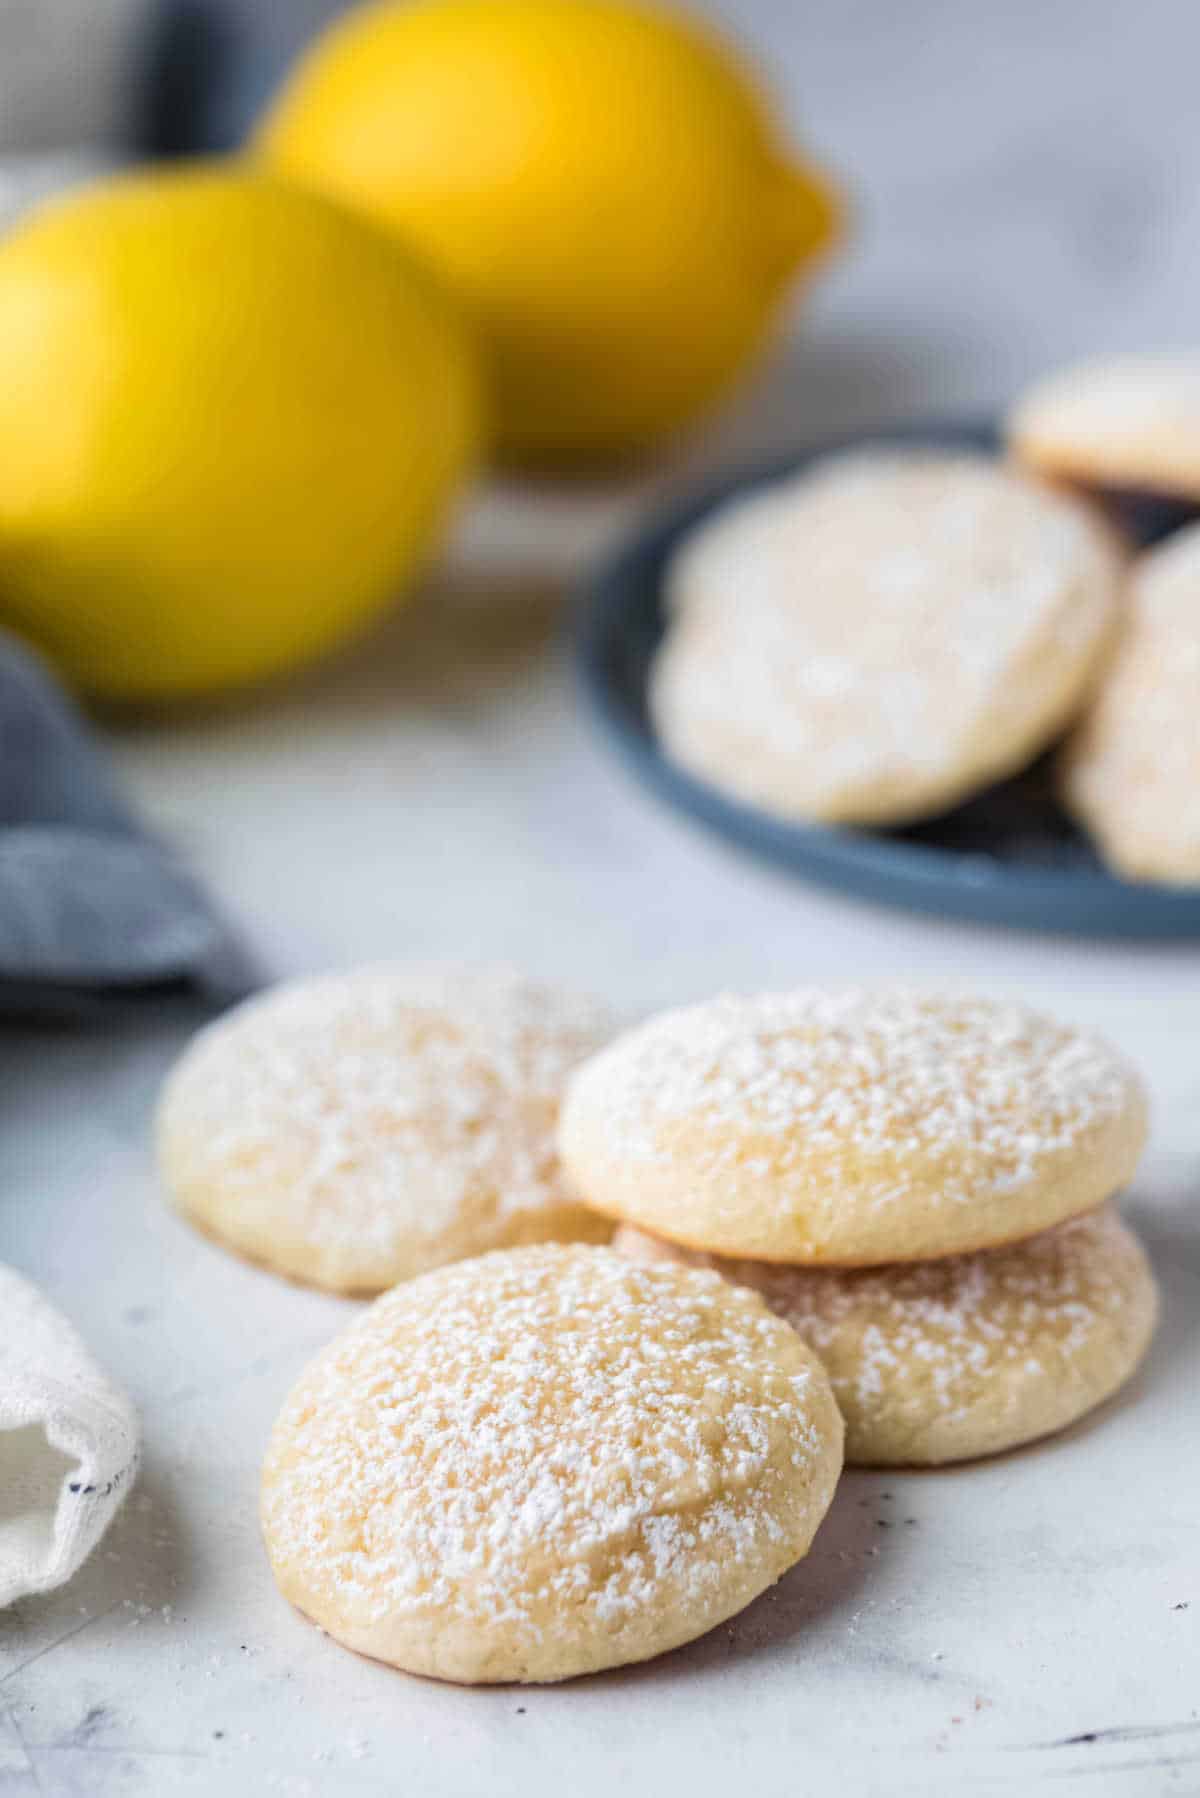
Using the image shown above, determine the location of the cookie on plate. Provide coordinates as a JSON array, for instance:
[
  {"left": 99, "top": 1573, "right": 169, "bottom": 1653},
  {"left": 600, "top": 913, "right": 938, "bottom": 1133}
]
[
  {"left": 650, "top": 451, "right": 1123, "bottom": 825},
  {"left": 1061, "top": 523, "right": 1200, "bottom": 885},
  {"left": 261, "top": 1244, "right": 844, "bottom": 1683},
  {"left": 157, "top": 964, "right": 613, "bottom": 1294},
  {"left": 616, "top": 1206, "right": 1158, "bottom": 1465},
  {"left": 1009, "top": 353, "right": 1200, "bottom": 505},
  {"left": 559, "top": 987, "right": 1147, "bottom": 1265}
]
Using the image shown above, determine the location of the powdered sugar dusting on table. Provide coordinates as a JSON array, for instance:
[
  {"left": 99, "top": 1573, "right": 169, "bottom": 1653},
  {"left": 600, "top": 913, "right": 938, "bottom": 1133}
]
[
  {"left": 570, "top": 988, "right": 1141, "bottom": 1209},
  {"left": 262, "top": 1246, "right": 832, "bottom": 1636}
]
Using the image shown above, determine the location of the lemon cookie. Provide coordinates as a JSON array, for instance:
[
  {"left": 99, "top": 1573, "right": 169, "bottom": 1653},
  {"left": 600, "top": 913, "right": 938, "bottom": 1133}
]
[
  {"left": 616, "top": 1206, "right": 1157, "bottom": 1464},
  {"left": 261, "top": 1244, "right": 843, "bottom": 1683},
  {"left": 650, "top": 450, "right": 1122, "bottom": 825},
  {"left": 1061, "top": 523, "right": 1200, "bottom": 885},
  {"left": 1009, "top": 354, "right": 1200, "bottom": 504},
  {"left": 157, "top": 965, "right": 613, "bottom": 1294},
  {"left": 559, "top": 988, "right": 1147, "bottom": 1265}
]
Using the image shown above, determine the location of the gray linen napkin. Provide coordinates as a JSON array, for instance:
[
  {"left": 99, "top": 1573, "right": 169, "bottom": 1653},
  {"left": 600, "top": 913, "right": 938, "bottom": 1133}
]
[{"left": 0, "top": 632, "right": 256, "bottom": 1019}]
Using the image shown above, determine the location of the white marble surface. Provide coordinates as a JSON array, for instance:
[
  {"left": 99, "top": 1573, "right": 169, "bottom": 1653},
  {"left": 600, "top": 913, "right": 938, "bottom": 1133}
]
[{"left": 4, "top": 2, "right": 1200, "bottom": 1792}]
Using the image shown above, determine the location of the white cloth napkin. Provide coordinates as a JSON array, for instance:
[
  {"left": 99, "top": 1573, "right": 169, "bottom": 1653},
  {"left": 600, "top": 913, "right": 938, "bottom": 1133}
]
[{"left": 0, "top": 1265, "right": 139, "bottom": 1607}]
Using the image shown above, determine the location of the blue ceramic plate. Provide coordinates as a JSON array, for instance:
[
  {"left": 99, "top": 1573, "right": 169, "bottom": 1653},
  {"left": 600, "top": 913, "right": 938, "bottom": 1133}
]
[{"left": 574, "top": 419, "right": 1200, "bottom": 937}]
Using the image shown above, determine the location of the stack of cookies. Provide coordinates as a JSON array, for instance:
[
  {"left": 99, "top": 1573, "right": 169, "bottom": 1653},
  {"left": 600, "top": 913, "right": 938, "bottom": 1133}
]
[
  {"left": 158, "top": 966, "right": 1159, "bottom": 1685},
  {"left": 559, "top": 985, "right": 1158, "bottom": 1466}
]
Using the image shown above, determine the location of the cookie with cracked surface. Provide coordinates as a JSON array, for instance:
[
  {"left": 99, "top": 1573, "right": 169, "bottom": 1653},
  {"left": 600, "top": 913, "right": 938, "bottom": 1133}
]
[
  {"left": 1061, "top": 523, "right": 1200, "bottom": 885},
  {"left": 157, "top": 964, "right": 613, "bottom": 1294},
  {"left": 559, "top": 988, "right": 1147, "bottom": 1264},
  {"left": 260, "top": 1243, "right": 844, "bottom": 1683},
  {"left": 651, "top": 450, "right": 1122, "bottom": 825},
  {"left": 615, "top": 1206, "right": 1158, "bottom": 1464}
]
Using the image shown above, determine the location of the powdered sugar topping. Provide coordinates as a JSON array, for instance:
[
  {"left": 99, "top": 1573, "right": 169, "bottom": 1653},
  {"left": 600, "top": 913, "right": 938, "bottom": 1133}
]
[
  {"left": 1064, "top": 521, "right": 1200, "bottom": 878},
  {"left": 652, "top": 451, "right": 1120, "bottom": 820},
  {"left": 620, "top": 1205, "right": 1150, "bottom": 1432},
  {"left": 262, "top": 1246, "right": 835, "bottom": 1639},
  {"left": 568, "top": 987, "right": 1142, "bottom": 1210},
  {"left": 160, "top": 964, "right": 612, "bottom": 1269}
]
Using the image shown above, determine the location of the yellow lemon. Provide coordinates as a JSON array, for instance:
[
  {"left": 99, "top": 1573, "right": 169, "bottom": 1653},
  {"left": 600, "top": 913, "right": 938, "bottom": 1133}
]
[
  {"left": 0, "top": 165, "right": 480, "bottom": 699},
  {"left": 257, "top": 0, "right": 841, "bottom": 463}
]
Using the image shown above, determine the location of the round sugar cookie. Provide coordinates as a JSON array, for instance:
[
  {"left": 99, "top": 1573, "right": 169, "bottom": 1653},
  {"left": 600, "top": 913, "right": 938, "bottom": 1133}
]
[
  {"left": 1009, "top": 354, "right": 1200, "bottom": 502},
  {"left": 157, "top": 964, "right": 614, "bottom": 1294},
  {"left": 615, "top": 1206, "right": 1158, "bottom": 1465},
  {"left": 559, "top": 988, "right": 1148, "bottom": 1265},
  {"left": 650, "top": 450, "right": 1123, "bottom": 825},
  {"left": 1061, "top": 523, "right": 1200, "bottom": 885},
  {"left": 260, "top": 1243, "right": 844, "bottom": 1684}
]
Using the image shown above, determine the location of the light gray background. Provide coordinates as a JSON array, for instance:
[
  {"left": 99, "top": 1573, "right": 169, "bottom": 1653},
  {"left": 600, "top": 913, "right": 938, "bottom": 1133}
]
[
  {"left": 3, "top": 4, "right": 1200, "bottom": 1795},
  {"left": 216, "top": 0, "right": 1200, "bottom": 450}
]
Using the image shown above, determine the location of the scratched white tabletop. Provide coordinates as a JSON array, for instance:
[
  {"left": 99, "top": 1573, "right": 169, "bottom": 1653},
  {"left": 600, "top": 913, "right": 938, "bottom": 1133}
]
[{"left": 4, "top": 3, "right": 1200, "bottom": 1792}]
